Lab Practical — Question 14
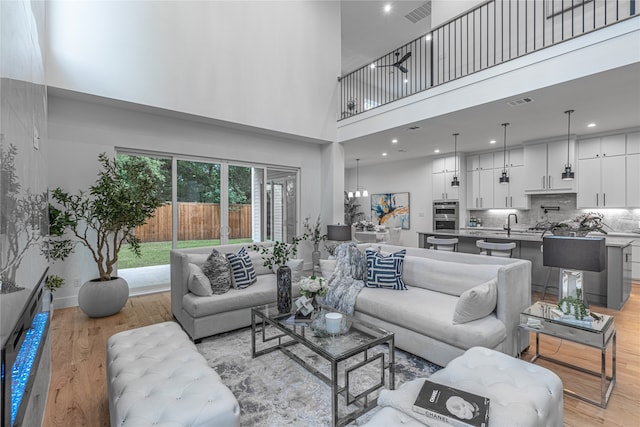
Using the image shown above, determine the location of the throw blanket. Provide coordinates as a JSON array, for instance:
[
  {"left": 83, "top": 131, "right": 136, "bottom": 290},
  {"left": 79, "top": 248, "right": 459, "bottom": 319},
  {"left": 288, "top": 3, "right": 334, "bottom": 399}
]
[{"left": 321, "top": 242, "right": 366, "bottom": 315}]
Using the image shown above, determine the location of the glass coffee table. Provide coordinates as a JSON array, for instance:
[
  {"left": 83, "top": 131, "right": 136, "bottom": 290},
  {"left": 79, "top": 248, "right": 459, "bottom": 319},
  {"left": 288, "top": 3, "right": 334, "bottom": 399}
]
[
  {"left": 251, "top": 303, "right": 395, "bottom": 427},
  {"left": 519, "top": 301, "right": 616, "bottom": 408}
]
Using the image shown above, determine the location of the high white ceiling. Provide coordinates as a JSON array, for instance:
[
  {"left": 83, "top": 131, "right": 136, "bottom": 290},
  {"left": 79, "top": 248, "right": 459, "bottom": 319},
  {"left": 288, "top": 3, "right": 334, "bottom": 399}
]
[{"left": 340, "top": 2, "right": 640, "bottom": 168}]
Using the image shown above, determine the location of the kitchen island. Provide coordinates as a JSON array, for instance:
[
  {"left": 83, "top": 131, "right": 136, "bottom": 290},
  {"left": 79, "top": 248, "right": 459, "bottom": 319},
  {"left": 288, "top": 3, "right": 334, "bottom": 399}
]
[{"left": 418, "top": 229, "right": 633, "bottom": 309}]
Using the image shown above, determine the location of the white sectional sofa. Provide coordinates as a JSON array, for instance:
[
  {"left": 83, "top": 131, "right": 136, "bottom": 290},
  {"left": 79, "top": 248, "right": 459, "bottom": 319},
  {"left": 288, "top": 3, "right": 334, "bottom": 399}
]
[
  {"left": 325, "top": 244, "right": 532, "bottom": 367},
  {"left": 170, "top": 242, "right": 302, "bottom": 341},
  {"left": 171, "top": 242, "right": 531, "bottom": 367}
]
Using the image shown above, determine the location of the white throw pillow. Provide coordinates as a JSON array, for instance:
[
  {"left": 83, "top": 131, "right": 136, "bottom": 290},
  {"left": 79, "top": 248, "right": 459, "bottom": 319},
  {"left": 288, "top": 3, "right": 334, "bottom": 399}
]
[
  {"left": 319, "top": 259, "right": 337, "bottom": 279},
  {"left": 452, "top": 278, "right": 497, "bottom": 324},
  {"left": 187, "top": 253, "right": 209, "bottom": 269},
  {"left": 187, "top": 263, "right": 213, "bottom": 296},
  {"left": 248, "top": 248, "right": 275, "bottom": 276}
]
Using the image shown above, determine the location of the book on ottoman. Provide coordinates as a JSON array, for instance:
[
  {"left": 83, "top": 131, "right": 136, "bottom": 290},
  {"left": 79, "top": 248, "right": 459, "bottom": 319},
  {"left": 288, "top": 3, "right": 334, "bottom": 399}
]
[{"left": 413, "top": 379, "right": 490, "bottom": 427}]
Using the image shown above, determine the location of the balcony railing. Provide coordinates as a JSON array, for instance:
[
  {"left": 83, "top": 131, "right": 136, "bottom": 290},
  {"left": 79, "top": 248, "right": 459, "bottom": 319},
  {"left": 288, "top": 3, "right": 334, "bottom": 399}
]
[{"left": 338, "top": 0, "right": 636, "bottom": 120}]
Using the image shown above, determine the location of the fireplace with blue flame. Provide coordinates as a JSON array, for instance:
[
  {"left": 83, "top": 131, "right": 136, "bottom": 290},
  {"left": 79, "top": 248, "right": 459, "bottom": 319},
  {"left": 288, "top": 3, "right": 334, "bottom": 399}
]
[{"left": 1, "top": 273, "right": 51, "bottom": 427}]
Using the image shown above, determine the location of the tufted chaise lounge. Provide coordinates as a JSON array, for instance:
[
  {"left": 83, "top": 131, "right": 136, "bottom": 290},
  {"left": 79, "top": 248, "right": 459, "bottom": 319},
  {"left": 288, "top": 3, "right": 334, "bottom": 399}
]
[
  {"left": 106, "top": 322, "right": 240, "bottom": 427},
  {"left": 363, "top": 346, "right": 564, "bottom": 427}
]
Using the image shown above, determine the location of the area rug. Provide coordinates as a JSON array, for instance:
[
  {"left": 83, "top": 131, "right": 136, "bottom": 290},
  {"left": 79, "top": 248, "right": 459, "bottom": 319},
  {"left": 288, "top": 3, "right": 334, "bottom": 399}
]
[{"left": 197, "top": 326, "right": 441, "bottom": 427}]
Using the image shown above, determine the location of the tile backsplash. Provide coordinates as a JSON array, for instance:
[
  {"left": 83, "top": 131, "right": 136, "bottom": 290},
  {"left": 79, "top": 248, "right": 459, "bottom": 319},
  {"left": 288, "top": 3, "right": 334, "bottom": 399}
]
[{"left": 469, "top": 194, "right": 640, "bottom": 233}]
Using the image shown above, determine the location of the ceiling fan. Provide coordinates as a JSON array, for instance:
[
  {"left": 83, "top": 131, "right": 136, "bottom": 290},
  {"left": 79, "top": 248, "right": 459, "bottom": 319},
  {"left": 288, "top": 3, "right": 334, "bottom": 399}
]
[{"left": 376, "top": 51, "right": 412, "bottom": 73}]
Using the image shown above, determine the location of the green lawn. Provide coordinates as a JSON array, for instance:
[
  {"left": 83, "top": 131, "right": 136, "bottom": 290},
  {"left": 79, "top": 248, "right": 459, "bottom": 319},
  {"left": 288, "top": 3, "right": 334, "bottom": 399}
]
[{"left": 118, "top": 239, "right": 253, "bottom": 269}]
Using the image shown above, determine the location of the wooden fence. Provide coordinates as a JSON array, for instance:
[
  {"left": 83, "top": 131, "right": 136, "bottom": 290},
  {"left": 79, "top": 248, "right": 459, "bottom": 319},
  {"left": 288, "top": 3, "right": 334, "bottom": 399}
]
[{"left": 135, "top": 203, "right": 253, "bottom": 242}]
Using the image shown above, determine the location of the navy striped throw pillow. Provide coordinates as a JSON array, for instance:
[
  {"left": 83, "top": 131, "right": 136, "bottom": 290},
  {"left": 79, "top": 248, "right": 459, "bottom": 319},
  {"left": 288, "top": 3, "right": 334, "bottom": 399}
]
[
  {"left": 365, "top": 249, "right": 407, "bottom": 290},
  {"left": 226, "top": 247, "right": 257, "bottom": 289}
]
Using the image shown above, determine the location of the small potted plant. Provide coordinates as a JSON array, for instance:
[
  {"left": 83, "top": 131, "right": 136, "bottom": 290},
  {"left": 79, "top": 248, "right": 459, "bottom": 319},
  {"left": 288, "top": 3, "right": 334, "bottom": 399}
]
[
  {"left": 302, "top": 215, "right": 327, "bottom": 269},
  {"left": 45, "top": 274, "right": 64, "bottom": 293},
  {"left": 557, "top": 286, "right": 589, "bottom": 320}
]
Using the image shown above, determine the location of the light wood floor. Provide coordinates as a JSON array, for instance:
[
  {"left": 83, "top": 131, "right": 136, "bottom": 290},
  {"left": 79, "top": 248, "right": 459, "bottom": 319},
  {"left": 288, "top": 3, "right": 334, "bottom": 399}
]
[{"left": 43, "top": 286, "right": 640, "bottom": 427}]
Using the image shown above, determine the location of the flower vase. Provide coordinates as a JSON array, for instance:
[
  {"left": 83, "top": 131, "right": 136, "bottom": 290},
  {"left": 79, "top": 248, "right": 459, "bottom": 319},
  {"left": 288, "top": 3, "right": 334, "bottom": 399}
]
[
  {"left": 312, "top": 243, "right": 321, "bottom": 273},
  {"left": 310, "top": 294, "right": 320, "bottom": 314},
  {"left": 276, "top": 265, "right": 292, "bottom": 313}
]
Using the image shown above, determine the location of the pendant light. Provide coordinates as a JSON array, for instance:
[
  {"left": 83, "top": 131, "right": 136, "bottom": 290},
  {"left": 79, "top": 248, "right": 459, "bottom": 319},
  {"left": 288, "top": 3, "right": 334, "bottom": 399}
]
[
  {"left": 562, "top": 109, "right": 575, "bottom": 180},
  {"left": 451, "top": 133, "right": 460, "bottom": 187},
  {"left": 350, "top": 158, "right": 368, "bottom": 198},
  {"left": 499, "top": 123, "right": 510, "bottom": 185}
]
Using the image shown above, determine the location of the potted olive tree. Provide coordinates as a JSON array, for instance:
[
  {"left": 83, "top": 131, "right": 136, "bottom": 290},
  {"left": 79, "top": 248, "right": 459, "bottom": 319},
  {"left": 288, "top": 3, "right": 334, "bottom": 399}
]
[{"left": 50, "top": 153, "right": 165, "bottom": 317}]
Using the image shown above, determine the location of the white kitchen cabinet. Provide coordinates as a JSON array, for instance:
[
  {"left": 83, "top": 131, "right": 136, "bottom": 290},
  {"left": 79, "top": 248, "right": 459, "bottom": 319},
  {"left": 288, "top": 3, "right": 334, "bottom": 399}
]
[
  {"left": 432, "top": 171, "right": 459, "bottom": 201},
  {"left": 577, "top": 155, "right": 626, "bottom": 208},
  {"left": 433, "top": 155, "right": 461, "bottom": 200},
  {"left": 493, "top": 166, "right": 528, "bottom": 208},
  {"left": 466, "top": 153, "right": 494, "bottom": 172},
  {"left": 467, "top": 168, "right": 493, "bottom": 209},
  {"left": 627, "top": 131, "right": 640, "bottom": 155},
  {"left": 578, "top": 134, "right": 626, "bottom": 159},
  {"left": 523, "top": 140, "right": 576, "bottom": 192},
  {"left": 626, "top": 154, "right": 640, "bottom": 207},
  {"left": 432, "top": 155, "right": 458, "bottom": 174},
  {"left": 508, "top": 147, "right": 524, "bottom": 167}
]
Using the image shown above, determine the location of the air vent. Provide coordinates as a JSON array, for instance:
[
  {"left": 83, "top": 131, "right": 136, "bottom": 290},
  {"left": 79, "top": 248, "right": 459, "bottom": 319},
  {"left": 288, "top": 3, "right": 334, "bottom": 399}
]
[
  {"left": 405, "top": 1, "right": 432, "bottom": 24},
  {"left": 507, "top": 97, "right": 534, "bottom": 107},
  {"left": 398, "top": 149, "right": 407, "bottom": 153},
  {"left": 408, "top": 125, "right": 421, "bottom": 130}
]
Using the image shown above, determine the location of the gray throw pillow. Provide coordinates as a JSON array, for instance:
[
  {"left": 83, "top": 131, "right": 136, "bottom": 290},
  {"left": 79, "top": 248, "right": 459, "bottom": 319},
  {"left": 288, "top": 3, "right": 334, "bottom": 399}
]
[
  {"left": 202, "top": 248, "right": 232, "bottom": 294},
  {"left": 187, "top": 263, "right": 213, "bottom": 296}
]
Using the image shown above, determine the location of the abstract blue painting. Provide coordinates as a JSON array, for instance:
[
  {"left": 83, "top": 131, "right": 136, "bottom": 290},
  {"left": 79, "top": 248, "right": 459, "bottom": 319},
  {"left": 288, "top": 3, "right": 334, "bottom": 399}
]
[{"left": 370, "top": 192, "right": 410, "bottom": 230}]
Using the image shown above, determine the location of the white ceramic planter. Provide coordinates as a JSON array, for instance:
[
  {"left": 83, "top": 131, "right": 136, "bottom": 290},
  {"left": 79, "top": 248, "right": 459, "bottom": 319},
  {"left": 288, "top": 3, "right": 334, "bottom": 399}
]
[{"left": 78, "top": 277, "right": 129, "bottom": 318}]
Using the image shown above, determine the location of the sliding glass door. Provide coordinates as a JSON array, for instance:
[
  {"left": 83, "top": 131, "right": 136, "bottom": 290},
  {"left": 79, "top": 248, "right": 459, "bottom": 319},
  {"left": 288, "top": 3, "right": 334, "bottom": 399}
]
[
  {"left": 266, "top": 168, "right": 298, "bottom": 243},
  {"left": 227, "top": 164, "right": 261, "bottom": 245},
  {"left": 176, "top": 159, "right": 222, "bottom": 249}
]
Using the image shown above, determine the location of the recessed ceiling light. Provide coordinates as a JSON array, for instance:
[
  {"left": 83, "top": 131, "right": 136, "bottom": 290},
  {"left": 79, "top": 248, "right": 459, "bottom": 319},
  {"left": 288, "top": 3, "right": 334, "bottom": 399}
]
[
  {"left": 391, "top": 139, "right": 398, "bottom": 144},
  {"left": 404, "top": 78, "right": 408, "bottom": 84},
  {"left": 382, "top": 152, "right": 388, "bottom": 156},
  {"left": 434, "top": 149, "right": 440, "bottom": 153},
  {"left": 425, "top": 34, "right": 432, "bottom": 41},
  {"left": 384, "top": 4, "right": 391, "bottom": 13},
  {"left": 587, "top": 123, "right": 597, "bottom": 128},
  {"left": 490, "top": 140, "right": 497, "bottom": 144},
  {"left": 370, "top": 63, "right": 376, "bottom": 69}
]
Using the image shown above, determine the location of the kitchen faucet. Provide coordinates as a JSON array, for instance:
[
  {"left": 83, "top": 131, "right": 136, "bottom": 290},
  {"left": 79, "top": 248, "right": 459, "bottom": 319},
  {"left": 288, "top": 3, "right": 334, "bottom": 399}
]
[{"left": 504, "top": 213, "right": 518, "bottom": 237}]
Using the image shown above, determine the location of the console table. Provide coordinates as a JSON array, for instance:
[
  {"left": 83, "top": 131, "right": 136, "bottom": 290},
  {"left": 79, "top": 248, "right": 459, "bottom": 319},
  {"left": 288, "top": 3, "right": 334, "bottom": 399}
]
[{"left": 518, "top": 301, "right": 616, "bottom": 408}]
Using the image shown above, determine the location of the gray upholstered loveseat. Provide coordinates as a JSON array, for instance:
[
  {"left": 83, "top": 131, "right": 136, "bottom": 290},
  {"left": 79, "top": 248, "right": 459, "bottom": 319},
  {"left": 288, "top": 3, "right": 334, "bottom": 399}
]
[
  {"left": 170, "top": 242, "right": 302, "bottom": 341},
  {"left": 322, "top": 244, "right": 532, "bottom": 367}
]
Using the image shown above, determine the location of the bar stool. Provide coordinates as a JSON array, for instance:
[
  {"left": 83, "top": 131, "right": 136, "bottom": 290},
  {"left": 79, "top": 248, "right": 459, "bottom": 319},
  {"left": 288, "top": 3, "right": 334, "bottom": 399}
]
[
  {"left": 476, "top": 240, "right": 516, "bottom": 257},
  {"left": 426, "top": 236, "right": 458, "bottom": 251}
]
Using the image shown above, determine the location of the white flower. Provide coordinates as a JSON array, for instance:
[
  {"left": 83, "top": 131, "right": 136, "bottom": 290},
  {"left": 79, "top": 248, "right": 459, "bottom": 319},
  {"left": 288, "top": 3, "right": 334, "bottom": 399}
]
[{"left": 299, "top": 276, "right": 328, "bottom": 297}]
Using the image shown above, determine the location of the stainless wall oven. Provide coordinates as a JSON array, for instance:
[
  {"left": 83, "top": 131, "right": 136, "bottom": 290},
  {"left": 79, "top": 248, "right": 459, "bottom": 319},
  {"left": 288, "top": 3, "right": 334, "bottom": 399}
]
[{"left": 433, "top": 201, "right": 459, "bottom": 231}]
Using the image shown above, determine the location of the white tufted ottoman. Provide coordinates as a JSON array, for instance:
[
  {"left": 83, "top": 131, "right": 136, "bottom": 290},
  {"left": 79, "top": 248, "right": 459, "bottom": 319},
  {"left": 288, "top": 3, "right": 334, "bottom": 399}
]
[
  {"left": 106, "top": 321, "right": 240, "bottom": 427},
  {"left": 362, "top": 346, "right": 563, "bottom": 427}
]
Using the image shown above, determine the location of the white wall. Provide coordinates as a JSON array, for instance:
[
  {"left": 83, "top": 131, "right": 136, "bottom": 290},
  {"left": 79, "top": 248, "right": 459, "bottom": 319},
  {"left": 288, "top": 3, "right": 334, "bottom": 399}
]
[
  {"left": 346, "top": 156, "right": 433, "bottom": 248},
  {"left": 48, "top": 93, "right": 324, "bottom": 308},
  {"left": 431, "top": 0, "right": 484, "bottom": 28},
  {"left": 46, "top": 0, "right": 341, "bottom": 143}
]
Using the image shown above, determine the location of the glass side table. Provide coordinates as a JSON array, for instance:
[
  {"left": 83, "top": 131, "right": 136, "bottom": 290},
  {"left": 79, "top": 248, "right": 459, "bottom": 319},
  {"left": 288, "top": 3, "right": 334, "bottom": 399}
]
[{"left": 519, "top": 301, "right": 616, "bottom": 408}]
